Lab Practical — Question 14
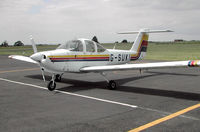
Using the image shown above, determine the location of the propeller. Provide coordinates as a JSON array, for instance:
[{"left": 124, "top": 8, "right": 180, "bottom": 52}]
[
  {"left": 41, "top": 68, "right": 46, "bottom": 82},
  {"left": 40, "top": 55, "right": 49, "bottom": 82},
  {"left": 30, "top": 36, "right": 47, "bottom": 82}
]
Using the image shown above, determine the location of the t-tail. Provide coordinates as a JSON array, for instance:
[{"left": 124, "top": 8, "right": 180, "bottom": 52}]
[{"left": 118, "top": 28, "right": 173, "bottom": 60}]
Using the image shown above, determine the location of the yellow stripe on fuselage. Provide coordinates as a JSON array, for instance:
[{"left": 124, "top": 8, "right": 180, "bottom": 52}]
[
  {"left": 48, "top": 55, "right": 75, "bottom": 58},
  {"left": 48, "top": 54, "right": 110, "bottom": 58},
  {"left": 76, "top": 55, "right": 110, "bottom": 57},
  {"left": 131, "top": 54, "right": 137, "bottom": 57}
]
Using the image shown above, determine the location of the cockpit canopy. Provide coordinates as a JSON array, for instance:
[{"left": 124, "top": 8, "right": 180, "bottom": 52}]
[{"left": 57, "top": 39, "right": 106, "bottom": 52}]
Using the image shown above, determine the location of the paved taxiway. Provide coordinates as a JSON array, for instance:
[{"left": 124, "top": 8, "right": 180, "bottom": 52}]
[{"left": 0, "top": 55, "right": 200, "bottom": 132}]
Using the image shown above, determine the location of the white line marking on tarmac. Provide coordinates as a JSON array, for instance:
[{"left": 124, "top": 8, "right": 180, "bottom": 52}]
[
  {"left": 0, "top": 77, "right": 137, "bottom": 108},
  {"left": 0, "top": 77, "right": 199, "bottom": 120}
]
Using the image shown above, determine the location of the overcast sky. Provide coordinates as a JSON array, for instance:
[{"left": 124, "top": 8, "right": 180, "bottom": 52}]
[{"left": 0, "top": 0, "right": 200, "bottom": 44}]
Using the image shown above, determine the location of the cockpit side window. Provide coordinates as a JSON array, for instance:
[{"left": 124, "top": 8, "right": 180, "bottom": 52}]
[
  {"left": 70, "top": 40, "right": 83, "bottom": 52},
  {"left": 57, "top": 40, "right": 83, "bottom": 52},
  {"left": 97, "top": 43, "right": 106, "bottom": 52},
  {"left": 85, "top": 40, "right": 95, "bottom": 52}
]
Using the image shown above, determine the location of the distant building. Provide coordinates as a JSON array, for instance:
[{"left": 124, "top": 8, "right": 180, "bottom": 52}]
[{"left": 174, "top": 39, "right": 184, "bottom": 42}]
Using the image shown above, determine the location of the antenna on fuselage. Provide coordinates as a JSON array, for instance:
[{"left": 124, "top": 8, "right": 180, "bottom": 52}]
[{"left": 113, "top": 43, "right": 117, "bottom": 49}]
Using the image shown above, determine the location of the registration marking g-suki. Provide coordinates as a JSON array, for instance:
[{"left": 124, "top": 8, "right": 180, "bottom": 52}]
[{"left": 110, "top": 54, "right": 131, "bottom": 62}]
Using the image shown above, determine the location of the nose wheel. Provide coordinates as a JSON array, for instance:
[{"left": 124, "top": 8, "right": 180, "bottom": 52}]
[
  {"left": 47, "top": 80, "right": 56, "bottom": 91},
  {"left": 47, "top": 74, "right": 63, "bottom": 91},
  {"left": 47, "top": 74, "right": 56, "bottom": 91}
]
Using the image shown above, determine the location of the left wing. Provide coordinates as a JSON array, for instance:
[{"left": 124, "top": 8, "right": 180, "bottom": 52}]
[
  {"left": 9, "top": 55, "right": 38, "bottom": 64},
  {"left": 80, "top": 60, "right": 200, "bottom": 72}
]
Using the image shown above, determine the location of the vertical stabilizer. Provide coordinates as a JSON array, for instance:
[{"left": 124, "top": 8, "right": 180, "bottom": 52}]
[
  {"left": 130, "top": 29, "right": 149, "bottom": 52},
  {"left": 118, "top": 29, "right": 172, "bottom": 60}
]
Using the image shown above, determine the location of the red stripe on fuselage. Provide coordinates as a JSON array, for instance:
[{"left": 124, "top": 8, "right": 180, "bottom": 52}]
[{"left": 50, "top": 57, "right": 109, "bottom": 60}]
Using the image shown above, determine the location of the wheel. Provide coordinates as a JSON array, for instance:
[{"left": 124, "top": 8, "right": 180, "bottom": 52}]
[
  {"left": 108, "top": 80, "right": 117, "bottom": 90},
  {"left": 47, "top": 81, "right": 56, "bottom": 91},
  {"left": 55, "top": 74, "right": 61, "bottom": 82}
]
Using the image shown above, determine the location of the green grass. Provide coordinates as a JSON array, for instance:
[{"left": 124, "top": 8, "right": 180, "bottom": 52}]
[
  {"left": 0, "top": 45, "right": 58, "bottom": 56},
  {"left": 1, "top": 41, "right": 200, "bottom": 60},
  {"left": 102, "top": 42, "right": 200, "bottom": 60},
  {"left": 145, "top": 43, "right": 200, "bottom": 60}
]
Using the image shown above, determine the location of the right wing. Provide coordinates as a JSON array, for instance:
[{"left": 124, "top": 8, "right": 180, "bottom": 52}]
[
  {"left": 80, "top": 60, "right": 200, "bottom": 72},
  {"left": 9, "top": 55, "right": 38, "bottom": 64}
]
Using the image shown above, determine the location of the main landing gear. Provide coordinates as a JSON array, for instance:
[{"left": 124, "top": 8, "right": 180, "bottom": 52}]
[
  {"left": 55, "top": 74, "right": 62, "bottom": 82},
  {"left": 108, "top": 80, "right": 117, "bottom": 90},
  {"left": 47, "top": 74, "right": 62, "bottom": 91},
  {"left": 47, "top": 73, "right": 116, "bottom": 91},
  {"left": 100, "top": 72, "right": 117, "bottom": 90}
]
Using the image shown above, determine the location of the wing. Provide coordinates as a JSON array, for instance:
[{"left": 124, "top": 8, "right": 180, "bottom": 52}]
[
  {"left": 9, "top": 55, "right": 38, "bottom": 64},
  {"left": 80, "top": 60, "right": 200, "bottom": 72}
]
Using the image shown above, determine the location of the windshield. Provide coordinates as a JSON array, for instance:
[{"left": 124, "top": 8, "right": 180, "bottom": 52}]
[
  {"left": 57, "top": 40, "right": 83, "bottom": 51},
  {"left": 96, "top": 43, "right": 106, "bottom": 52}
]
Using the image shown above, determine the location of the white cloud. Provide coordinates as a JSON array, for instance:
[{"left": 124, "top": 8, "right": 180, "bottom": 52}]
[{"left": 0, "top": 0, "right": 200, "bottom": 44}]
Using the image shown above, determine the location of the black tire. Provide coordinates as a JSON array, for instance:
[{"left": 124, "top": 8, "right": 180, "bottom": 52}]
[
  {"left": 108, "top": 80, "right": 117, "bottom": 90},
  {"left": 55, "top": 74, "right": 61, "bottom": 82},
  {"left": 47, "top": 81, "right": 56, "bottom": 91}
]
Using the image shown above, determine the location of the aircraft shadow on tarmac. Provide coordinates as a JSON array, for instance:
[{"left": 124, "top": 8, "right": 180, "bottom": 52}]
[
  {"left": 146, "top": 71, "right": 199, "bottom": 77},
  {"left": 26, "top": 72, "right": 200, "bottom": 101}
]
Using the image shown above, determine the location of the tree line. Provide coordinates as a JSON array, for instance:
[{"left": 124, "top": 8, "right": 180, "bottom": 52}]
[
  {"left": 1, "top": 36, "right": 129, "bottom": 47},
  {"left": 1, "top": 41, "right": 24, "bottom": 47}
]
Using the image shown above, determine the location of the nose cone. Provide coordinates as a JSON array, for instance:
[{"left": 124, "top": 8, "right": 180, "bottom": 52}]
[{"left": 30, "top": 53, "right": 42, "bottom": 62}]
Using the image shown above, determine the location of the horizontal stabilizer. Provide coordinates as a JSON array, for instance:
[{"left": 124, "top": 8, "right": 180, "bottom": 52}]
[
  {"left": 118, "top": 29, "right": 173, "bottom": 34},
  {"left": 9, "top": 55, "right": 38, "bottom": 64}
]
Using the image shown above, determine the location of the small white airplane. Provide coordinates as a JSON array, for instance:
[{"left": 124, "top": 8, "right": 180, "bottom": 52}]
[{"left": 9, "top": 28, "right": 200, "bottom": 91}]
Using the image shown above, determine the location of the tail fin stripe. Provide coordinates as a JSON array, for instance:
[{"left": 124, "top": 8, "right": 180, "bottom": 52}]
[
  {"left": 130, "top": 36, "right": 149, "bottom": 60},
  {"left": 141, "top": 47, "right": 147, "bottom": 52},
  {"left": 142, "top": 40, "right": 148, "bottom": 46},
  {"left": 134, "top": 34, "right": 148, "bottom": 53}
]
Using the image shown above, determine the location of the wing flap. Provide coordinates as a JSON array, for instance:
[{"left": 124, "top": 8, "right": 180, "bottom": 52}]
[
  {"left": 9, "top": 55, "right": 38, "bottom": 64},
  {"left": 80, "top": 60, "right": 200, "bottom": 72}
]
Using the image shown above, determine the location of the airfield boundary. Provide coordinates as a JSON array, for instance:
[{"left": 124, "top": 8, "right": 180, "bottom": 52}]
[{"left": 1, "top": 41, "right": 200, "bottom": 60}]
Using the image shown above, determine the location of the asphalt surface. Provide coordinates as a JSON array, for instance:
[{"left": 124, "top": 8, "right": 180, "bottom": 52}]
[{"left": 0, "top": 55, "right": 200, "bottom": 132}]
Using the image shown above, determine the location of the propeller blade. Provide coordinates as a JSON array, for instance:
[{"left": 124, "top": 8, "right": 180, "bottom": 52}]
[
  {"left": 30, "top": 35, "right": 38, "bottom": 53},
  {"left": 41, "top": 68, "right": 46, "bottom": 82}
]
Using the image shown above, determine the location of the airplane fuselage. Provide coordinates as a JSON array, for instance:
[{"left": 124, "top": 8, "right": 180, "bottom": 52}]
[{"left": 38, "top": 49, "right": 141, "bottom": 73}]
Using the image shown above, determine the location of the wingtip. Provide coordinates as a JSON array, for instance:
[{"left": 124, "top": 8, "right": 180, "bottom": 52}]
[
  {"left": 166, "top": 30, "right": 174, "bottom": 32},
  {"left": 8, "top": 55, "right": 13, "bottom": 59}
]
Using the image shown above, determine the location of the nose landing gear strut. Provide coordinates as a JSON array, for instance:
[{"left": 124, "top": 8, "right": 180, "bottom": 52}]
[{"left": 47, "top": 74, "right": 63, "bottom": 91}]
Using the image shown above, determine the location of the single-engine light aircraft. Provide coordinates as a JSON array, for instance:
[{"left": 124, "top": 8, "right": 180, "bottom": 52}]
[{"left": 9, "top": 29, "right": 200, "bottom": 91}]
